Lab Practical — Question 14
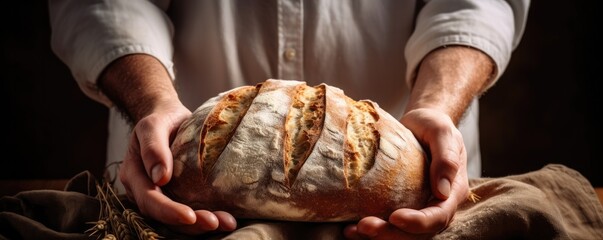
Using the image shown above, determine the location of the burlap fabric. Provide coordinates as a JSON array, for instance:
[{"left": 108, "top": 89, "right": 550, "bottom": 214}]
[{"left": 1, "top": 164, "right": 602, "bottom": 240}]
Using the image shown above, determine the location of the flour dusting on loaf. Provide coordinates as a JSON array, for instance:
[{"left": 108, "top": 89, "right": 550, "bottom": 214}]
[
  {"left": 199, "top": 85, "right": 260, "bottom": 177},
  {"left": 164, "top": 79, "right": 430, "bottom": 222}
]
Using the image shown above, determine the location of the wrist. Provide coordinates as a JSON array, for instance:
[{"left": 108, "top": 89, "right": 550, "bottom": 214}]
[{"left": 99, "top": 54, "right": 180, "bottom": 124}]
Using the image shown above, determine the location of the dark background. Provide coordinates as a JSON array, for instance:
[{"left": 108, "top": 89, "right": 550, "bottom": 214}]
[{"left": 2, "top": 1, "right": 601, "bottom": 187}]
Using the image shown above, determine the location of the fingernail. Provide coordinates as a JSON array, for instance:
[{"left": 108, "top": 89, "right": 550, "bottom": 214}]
[
  {"left": 438, "top": 178, "right": 451, "bottom": 198},
  {"left": 151, "top": 165, "right": 165, "bottom": 184}
]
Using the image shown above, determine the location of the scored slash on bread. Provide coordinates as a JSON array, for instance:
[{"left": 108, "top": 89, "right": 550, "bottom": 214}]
[
  {"left": 344, "top": 99, "right": 380, "bottom": 188},
  {"left": 283, "top": 84, "right": 326, "bottom": 187},
  {"left": 194, "top": 81, "right": 381, "bottom": 189},
  {"left": 198, "top": 84, "right": 261, "bottom": 178},
  {"left": 164, "top": 79, "right": 431, "bottom": 222}
]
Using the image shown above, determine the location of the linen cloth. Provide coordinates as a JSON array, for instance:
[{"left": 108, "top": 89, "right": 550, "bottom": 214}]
[{"left": 2, "top": 164, "right": 601, "bottom": 240}]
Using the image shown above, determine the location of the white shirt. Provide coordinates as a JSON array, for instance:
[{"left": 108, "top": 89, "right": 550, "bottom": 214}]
[{"left": 49, "top": 0, "right": 530, "bottom": 188}]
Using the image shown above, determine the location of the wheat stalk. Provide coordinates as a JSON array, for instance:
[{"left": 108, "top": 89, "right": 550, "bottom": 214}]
[
  {"left": 106, "top": 183, "right": 163, "bottom": 240},
  {"left": 86, "top": 170, "right": 163, "bottom": 240},
  {"left": 467, "top": 190, "right": 481, "bottom": 203},
  {"left": 102, "top": 234, "right": 117, "bottom": 240},
  {"left": 85, "top": 219, "right": 107, "bottom": 239}
]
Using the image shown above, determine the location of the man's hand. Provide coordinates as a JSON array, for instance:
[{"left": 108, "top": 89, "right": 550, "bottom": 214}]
[
  {"left": 119, "top": 102, "right": 238, "bottom": 235},
  {"left": 343, "top": 109, "right": 469, "bottom": 240},
  {"left": 343, "top": 46, "right": 493, "bottom": 239},
  {"left": 100, "top": 54, "right": 238, "bottom": 235}
]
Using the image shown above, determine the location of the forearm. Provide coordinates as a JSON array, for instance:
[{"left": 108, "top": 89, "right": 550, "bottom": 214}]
[
  {"left": 49, "top": 0, "right": 176, "bottom": 107},
  {"left": 404, "top": 0, "right": 529, "bottom": 98},
  {"left": 405, "top": 46, "right": 494, "bottom": 124},
  {"left": 98, "top": 54, "right": 179, "bottom": 124}
]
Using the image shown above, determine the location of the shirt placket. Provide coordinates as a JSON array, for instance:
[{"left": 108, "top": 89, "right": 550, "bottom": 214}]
[{"left": 278, "top": 0, "right": 304, "bottom": 81}]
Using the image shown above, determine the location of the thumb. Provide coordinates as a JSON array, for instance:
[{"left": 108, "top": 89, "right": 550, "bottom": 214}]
[
  {"left": 132, "top": 120, "right": 174, "bottom": 186},
  {"left": 429, "top": 135, "right": 464, "bottom": 200}
]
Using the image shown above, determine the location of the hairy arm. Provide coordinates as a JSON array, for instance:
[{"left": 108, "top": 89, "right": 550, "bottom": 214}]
[
  {"left": 98, "top": 54, "right": 237, "bottom": 235},
  {"left": 345, "top": 46, "right": 494, "bottom": 239},
  {"left": 406, "top": 45, "right": 494, "bottom": 124},
  {"left": 98, "top": 54, "right": 179, "bottom": 124}
]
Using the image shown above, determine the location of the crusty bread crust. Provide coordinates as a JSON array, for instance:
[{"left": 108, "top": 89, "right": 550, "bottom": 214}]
[
  {"left": 164, "top": 79, "right": 430, "bottom": 222},
  {"left": 199, "top": 85, "right": 260, "bottom": 178},
  {"left": 283, "top": 84, "right": 326, "bottom": 187}
]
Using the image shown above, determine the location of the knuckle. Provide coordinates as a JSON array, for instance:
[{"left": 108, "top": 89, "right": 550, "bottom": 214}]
[{"left": 440, "top": 154, "right": 461, "bottom": 171}]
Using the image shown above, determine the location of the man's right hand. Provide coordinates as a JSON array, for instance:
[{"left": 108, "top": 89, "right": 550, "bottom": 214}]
[
  {"left": 100, "top": 54, "right": 237, "bottom": 235},
  {"left": 119, "top": 102, "right": 237, "bottom": 235}
]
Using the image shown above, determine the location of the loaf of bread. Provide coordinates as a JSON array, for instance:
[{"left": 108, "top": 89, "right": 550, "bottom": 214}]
[{"left": 163, "top": 79, "right": 430, "bottom": 222}]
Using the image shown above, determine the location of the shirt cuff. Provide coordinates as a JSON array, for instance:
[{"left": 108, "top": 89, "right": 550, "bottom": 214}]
[
  {"left": 50, "top": 0, "right": 175, "bottom": 107},
  {"left": 405, "top": 0, "right": 529, "bottom": 90},
  {"left": 80, "top": 45, "right": 175, "bottom": 107}
]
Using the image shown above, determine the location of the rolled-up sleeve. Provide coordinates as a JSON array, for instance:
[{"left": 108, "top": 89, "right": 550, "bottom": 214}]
[
  {"left": 405, "top": 0, "right": 530, "bottom": 89},
  {"left": 49, "top": 0, "right": 174, "bottom": 107}
]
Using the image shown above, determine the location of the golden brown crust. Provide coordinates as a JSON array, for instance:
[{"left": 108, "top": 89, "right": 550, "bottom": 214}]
[
  {"left": 198, "top": 85, "right": 260, "bottom": 177},
  {"left": 343, "top": 99, "right": 380, "bottom": 188},
  {"left": 164, "top": 79, "right": 430, "bottom": 222},
  {"left": 283, "top": 84, "right": 326, "bottom": 186}
]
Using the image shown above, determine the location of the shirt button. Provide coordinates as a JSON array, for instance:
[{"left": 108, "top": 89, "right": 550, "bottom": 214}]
[{"left": 284, "top": 48, "right": 296, "bottom": 61}]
